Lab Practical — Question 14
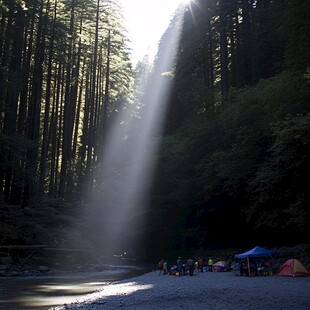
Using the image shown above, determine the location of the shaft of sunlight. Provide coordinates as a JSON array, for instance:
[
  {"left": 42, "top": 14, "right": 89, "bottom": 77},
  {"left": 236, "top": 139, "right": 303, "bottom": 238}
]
[{"left": 82, "top": 6, "right": 187, "bottom": 259}]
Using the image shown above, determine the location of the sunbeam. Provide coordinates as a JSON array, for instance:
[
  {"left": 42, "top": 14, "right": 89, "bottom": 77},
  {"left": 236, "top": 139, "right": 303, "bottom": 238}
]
[{"left": 77, "top": 2, "right": 187, "bottom": 260}]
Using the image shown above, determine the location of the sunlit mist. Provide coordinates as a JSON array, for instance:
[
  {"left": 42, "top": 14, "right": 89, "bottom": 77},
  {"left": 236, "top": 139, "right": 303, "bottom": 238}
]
[{"left": 78, "top": 5, "right": 188, "bottom": 259}]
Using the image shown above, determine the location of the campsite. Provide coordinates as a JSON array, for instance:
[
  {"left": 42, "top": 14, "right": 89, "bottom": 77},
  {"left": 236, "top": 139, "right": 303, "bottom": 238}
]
[
  {"left": 156, "top": 245, "right": 310, "bottom": 279},
  {"left": 0, "top": 1, "right": 309, "bottom": 308},
  {"left": 197, "top": 244, "right": 310, "bottom": 278},
  {"left": 0, "top": 244, "right": 309, "bottom": 309},
  {"left": 277, "top": 259, "right": 310, "bottom": 277}
]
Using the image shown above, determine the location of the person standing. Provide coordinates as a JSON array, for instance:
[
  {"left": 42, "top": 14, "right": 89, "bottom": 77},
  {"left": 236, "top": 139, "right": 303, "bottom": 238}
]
[
  {"left": 182, "top": 260, "right": 186, "bottom": 276},
  {"left": 187, "top": 258, "right": 195, "bottom": 276},
  {"left": 163, "top": 259, "right": 168, "bottom": 275},
  {"left": 208, "top": 258, "right": 213, "bottom": 272},
  {"left": 198, "top": 257, "right": 204, "bottom": 272},
  {"left": 158, "top": 259, "right": 164, "bottom": 275},
  {"left": 177, "top": 257, "right": 183, "bottom": 276}
]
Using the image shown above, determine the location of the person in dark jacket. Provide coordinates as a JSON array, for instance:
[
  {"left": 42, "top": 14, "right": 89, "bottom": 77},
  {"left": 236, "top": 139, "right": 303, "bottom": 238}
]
[{"left": 187, "top": 258, "right": 195, "bottom": 276}]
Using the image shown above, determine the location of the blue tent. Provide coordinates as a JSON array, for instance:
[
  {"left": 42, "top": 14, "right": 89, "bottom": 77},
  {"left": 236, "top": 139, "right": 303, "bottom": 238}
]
[
  {"left": 235, "top": 246, "right": 275, "bottom": 276},
  {"left": 235, "top": 246, "right": 274, "bottom": 259}
]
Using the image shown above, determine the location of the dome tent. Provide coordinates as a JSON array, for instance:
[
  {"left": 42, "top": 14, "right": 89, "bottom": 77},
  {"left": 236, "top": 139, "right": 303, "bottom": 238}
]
[{"left": 277, "top": 259, "right": 310, "bottom": 277}]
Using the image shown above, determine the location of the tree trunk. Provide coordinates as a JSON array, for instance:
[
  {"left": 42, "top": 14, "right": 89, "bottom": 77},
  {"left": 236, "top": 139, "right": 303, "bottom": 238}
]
[
  {"left": 101, "top": 30, "right": 111, "bottom": 156},
  {"left": 6, "top": 5, "right": 26, "bottom": 205},
  {"left": 59, "top": 0, "right": 76, "bottom": 196},
  {"left": 39, "top": 0, "right": 56, "bottom": 193},
  {"left": 86, "top": 0, "right": 100, "bottom": 183},
  {"left": 219, "top": 0, "right": 229, "bottom": 101}
]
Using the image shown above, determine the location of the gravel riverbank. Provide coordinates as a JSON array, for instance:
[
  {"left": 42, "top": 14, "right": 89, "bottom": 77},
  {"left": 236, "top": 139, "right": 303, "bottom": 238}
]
[{"left": 50, "top": 270, "right": 310, "bottom": 310}]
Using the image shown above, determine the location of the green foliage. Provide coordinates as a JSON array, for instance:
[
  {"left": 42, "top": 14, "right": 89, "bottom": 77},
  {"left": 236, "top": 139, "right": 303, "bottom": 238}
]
[
  {"left": 1, "top": 0, "right": 309, "bottom": 256},
  {"left": 0, "top": 222, "right": 23, "bottom": 244},
  {"left": 0, "top": 197, "right": 78, "bottom": 246},
  {"left": 246, "top": 114, "right": 310, "bottom": 235},
  {"left": 255, "top": 0, "right": 286, "bottom": 79},
  {"left": 280, "top": 0, "right": 310, "bottom": 72},
  {"left": 147, "top": 71, "right": 310, "bottom": 257}
]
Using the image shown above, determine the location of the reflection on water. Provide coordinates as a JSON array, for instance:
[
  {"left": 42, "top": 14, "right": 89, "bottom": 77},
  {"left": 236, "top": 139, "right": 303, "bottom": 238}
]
[{"left": 0, "top": 267, "right": 148, "bottom": 309}]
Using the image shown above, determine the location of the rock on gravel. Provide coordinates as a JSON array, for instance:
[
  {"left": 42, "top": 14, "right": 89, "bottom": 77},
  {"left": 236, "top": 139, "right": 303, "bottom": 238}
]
[{"left": 50, "top": 270, "right": 310, "bottom": 310}]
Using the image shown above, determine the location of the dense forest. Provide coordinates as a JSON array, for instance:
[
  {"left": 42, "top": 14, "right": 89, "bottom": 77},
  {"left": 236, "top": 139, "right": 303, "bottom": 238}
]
[{"left": 0, "top": 0, "right": 309, "bottom": 261}]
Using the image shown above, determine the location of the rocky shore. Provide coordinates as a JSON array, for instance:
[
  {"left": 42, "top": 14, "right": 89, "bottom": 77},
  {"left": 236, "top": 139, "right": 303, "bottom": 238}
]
[
  {"left": 50, "top": 268, "right": 310, "bottom": 310},
  {"left": 0, "top": 244, "right": 309, "bottom": 278}
]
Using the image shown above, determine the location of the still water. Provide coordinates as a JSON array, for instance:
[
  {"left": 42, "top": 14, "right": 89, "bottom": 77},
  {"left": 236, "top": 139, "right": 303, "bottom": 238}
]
[{"left": 0, "top": 266, "right": 148, "bottom": 309}]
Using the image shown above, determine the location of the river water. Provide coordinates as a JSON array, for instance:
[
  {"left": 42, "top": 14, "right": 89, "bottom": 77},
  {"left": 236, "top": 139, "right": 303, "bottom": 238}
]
[{"left": 0, "top": 265, "right": 149, "bottom": 310}]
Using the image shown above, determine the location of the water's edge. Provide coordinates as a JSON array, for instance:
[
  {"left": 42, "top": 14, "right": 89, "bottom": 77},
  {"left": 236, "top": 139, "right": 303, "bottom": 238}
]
[{"left": 0, "top": 265, "right": 152, "bottom": 310}]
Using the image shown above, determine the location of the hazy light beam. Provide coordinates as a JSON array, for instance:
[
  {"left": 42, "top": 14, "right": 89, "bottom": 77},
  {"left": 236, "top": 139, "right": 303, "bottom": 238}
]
[{"left": 83, "top": 6, "right": 187, "bottom": 259}]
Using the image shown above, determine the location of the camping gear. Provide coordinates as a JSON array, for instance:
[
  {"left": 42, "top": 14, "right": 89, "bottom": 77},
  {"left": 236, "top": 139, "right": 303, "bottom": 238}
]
[
  {"left": 235, "top": 246, "right": 275, "bottom": 276},
  {"left": 212, "top": 260, "right": 227, "bottom": 272},
  {"left": 277, "top": 259, "right": 310, "bottom": 277}
]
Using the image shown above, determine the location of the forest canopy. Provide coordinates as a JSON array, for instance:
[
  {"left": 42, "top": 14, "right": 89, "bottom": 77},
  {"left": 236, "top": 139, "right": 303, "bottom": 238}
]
[{"left": 0, "top": 0, "right": 309, "bottom": 260}]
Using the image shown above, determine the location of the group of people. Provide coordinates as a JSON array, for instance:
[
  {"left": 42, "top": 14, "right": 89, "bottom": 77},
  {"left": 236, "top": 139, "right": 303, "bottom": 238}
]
[
  {"left": 158, "top": 257, "right": 215, "bottom": 276},
  {"left": 234, "top": 258, "right": 272, "bottom": 276}
]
